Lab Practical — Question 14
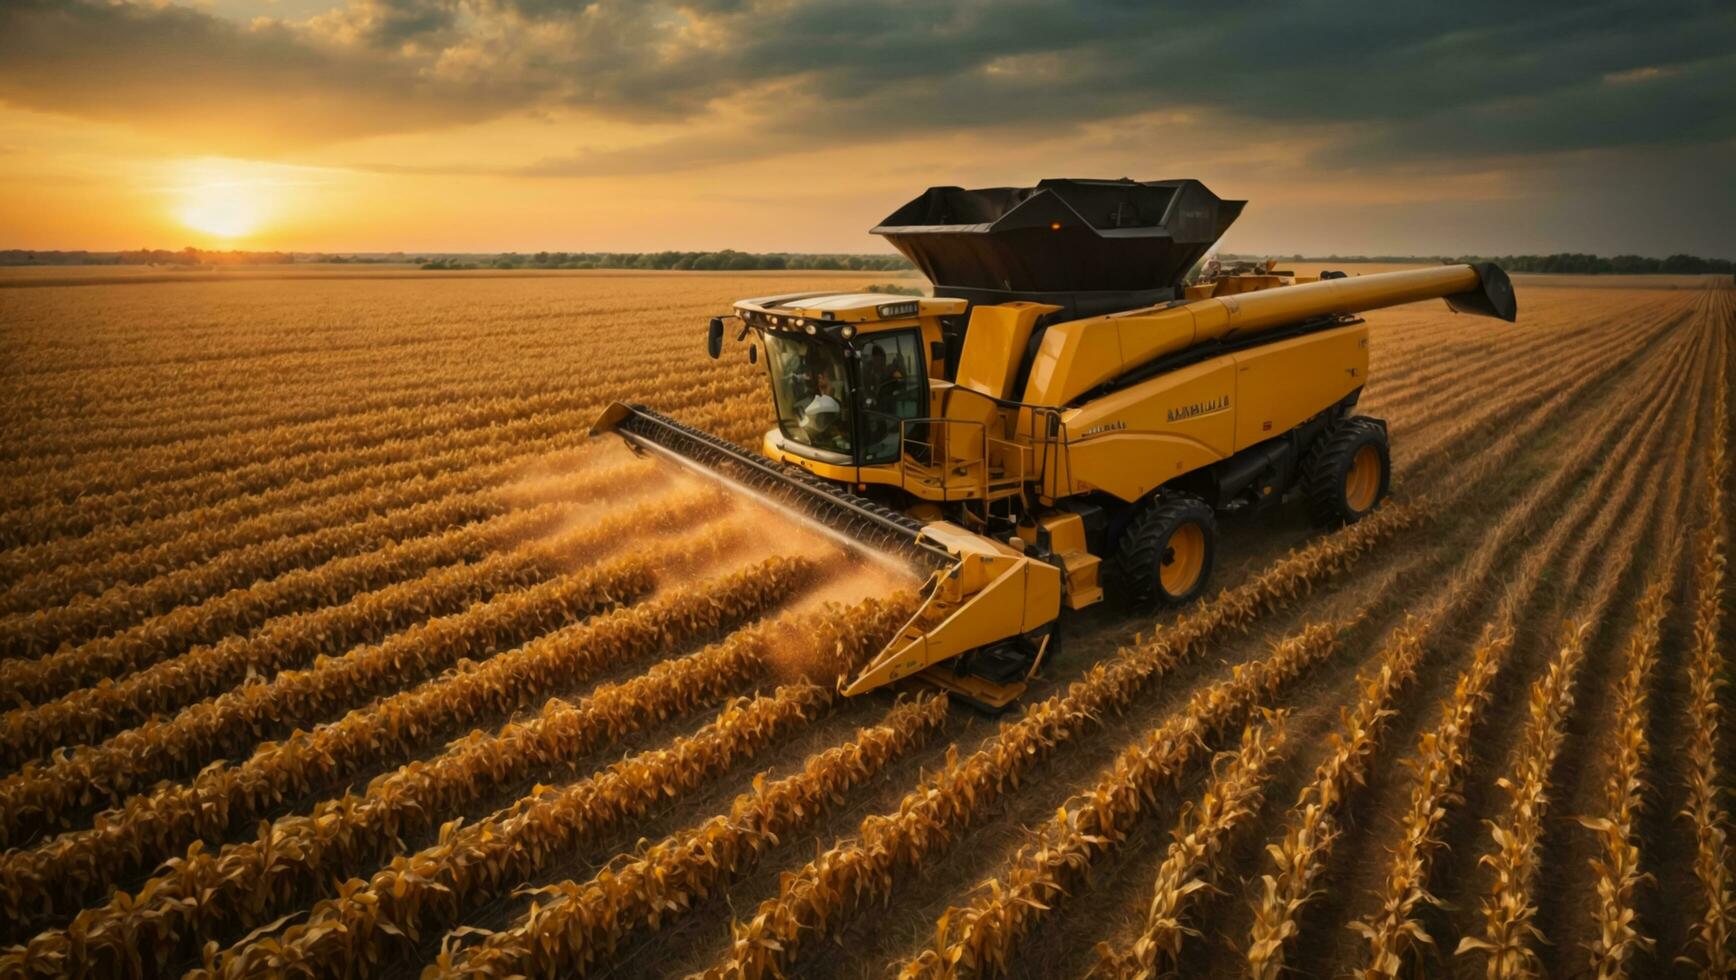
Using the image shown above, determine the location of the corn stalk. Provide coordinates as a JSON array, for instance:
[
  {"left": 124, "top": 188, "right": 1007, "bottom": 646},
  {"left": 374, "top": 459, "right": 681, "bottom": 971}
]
[
  {"left": 1683, "top": 356, "right": 1732, "bottom": 975},
  {"left": 1090, "top": 714, "right": 1288, "bottom": 979},
  {"left": 906, "top": 619, "right": 1350, "bottom": 978},
  {"left": 1456, "top": 620, "right": 1593, "bottom": 978},
  {"left": 426, "top": 694, "right": 951, "bottom": 978},
  {"left": 1578, "top": 580, "right": 1670, "bottom": 978},
  {"left": 203, "top": 682, "right": 831, "bottom": 976},
  {"left": 1245, "top": 614, "right": 1432, "bottom": 978},
  {"left": 0, "top": 556, "right": 867, "bottom": 977}
]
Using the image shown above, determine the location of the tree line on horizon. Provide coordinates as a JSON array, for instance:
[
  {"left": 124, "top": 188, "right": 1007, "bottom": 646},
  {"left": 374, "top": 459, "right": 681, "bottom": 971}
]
[{"left": 1, "top": 248, "right": 1730, "bottom": 277}]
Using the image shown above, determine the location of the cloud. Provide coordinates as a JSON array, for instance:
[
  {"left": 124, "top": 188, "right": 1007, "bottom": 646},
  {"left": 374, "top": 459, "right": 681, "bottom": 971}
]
[{"left": 0, "top": 0, "right": 1731, "bottom": 171}]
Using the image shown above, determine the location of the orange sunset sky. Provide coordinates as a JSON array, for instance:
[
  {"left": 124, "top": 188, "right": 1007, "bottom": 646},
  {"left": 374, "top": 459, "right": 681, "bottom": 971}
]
[{"left": 1, "top": 0, "right": 1731, "bottom": 257}]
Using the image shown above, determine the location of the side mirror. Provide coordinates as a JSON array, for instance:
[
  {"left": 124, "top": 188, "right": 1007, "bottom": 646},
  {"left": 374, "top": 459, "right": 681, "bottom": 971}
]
[
  {"left": 748, "top": 345, "right": 758, "bottom": 365},
  {"left": 706, "top": 317, "right": 724, "bottom": 359}
]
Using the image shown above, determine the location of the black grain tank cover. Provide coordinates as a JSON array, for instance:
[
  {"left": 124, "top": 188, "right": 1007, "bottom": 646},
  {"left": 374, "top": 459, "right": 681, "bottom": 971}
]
[{"left": 873, "top": 178, "right": 1245, "bottom": 318}]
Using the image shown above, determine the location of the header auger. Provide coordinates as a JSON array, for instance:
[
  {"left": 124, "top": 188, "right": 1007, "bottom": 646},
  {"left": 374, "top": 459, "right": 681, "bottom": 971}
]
[{"left": 595, "top": 177, "right": 1517, "bottom": 710}]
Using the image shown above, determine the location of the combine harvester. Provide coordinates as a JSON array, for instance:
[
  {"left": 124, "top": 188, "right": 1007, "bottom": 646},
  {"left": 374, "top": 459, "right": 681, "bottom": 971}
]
[{"left": 595, "top": 178, "right": 1516, "bottom": 709}]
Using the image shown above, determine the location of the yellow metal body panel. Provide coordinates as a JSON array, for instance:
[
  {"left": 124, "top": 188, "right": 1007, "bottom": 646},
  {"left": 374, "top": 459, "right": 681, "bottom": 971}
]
[
  {"left": 1017, "top": 510, "right": 1102, "bottom": 610},
  {"left": 1057, "top": 357, "right": 1236, "bottom": 502},
  {"left": 1231, "top": 324, "right": 1368, "bottom": 450},
  {"left": 841, "top": 522, "right": 1061, "bottom": 697},
  {"left": 955, "top": 302, "right": 1060, "bottom": 400}
]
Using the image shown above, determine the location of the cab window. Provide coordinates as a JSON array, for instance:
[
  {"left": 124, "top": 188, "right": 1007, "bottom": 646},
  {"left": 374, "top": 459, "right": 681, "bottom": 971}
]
[{"left": 857, "top": 330, "right": 926, "bottom": 464}]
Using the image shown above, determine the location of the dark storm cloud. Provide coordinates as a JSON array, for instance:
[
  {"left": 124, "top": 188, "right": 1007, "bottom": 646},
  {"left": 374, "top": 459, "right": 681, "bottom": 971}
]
[{"left": 0, "top": 0, "right": 1731, "bottom": 165}]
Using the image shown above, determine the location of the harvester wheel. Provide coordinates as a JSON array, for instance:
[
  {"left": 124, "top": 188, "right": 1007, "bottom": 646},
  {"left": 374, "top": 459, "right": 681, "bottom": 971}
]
[
  {"left": 1114, "top": 493, "right": 1217, "bottom": 607},
  {"left": 1303, "top": 416, "right": 1390, "bottom": 527}
]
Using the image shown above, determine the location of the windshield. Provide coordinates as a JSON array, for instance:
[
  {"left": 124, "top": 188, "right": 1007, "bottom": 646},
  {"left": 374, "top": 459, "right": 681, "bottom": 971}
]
[
  {"left": 765, "top": 333, "right": 855, "bottom": 460},
  {"left": 763, "top": 329, "right": 927, "bottom": 465}
]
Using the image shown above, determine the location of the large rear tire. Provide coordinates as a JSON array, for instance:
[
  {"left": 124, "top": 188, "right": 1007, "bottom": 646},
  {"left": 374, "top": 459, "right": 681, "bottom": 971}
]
[
  {"left": 1303, "top": 416, "right": 1390, "bottom": 527},
  {"left": 1114, "top": 493, "right": 1217, "bottom": 607}
]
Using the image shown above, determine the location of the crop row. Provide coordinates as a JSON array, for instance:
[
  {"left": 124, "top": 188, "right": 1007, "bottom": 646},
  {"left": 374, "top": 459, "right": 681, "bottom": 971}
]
[
  {"left": 701, "top": 503, "right": 1415, "bottom": 979},
  {"left": 209, "top": 680, "right": 837, "bottom": 976},
  {"left": 1349, "top": 324, "right": 1703, "bottom": 976},
  {"left": 1683, "top": 354, "right": 1732, "bottom": 975},
  {"left": 1251, "top": 312, "right": 1703, "bottom": 976},
  {"left": 2, "top": 348, "right": 747, "bottom": 507},
  {"left": 0, "top": 491, "right": 580, "bottom": 709},
  {"left": 1579, "top": 581, "right": 1671, "bottom": 978},
  {"left": 1347, "top": 343, "right": 1701, "bottom": 971},
  {"left": 0, "top": 430, "right": 593, "bottom": 583},
  {"left": 0, "top": 372, "right": 738, "bottom": 550},
  {"left": 1, "top": 492, "right": 498, "bottom": 658},
  {"left": 0, "top": 522, "right": 752, "bottom": 930},
  {"left": 905, "top": 620, "right": 1349, "bottom": 978},
  {"left": 1245, "top": 617, "right": 1429, "bottom": 979},
  {"left": 0, "top": 555, "right": 846, "bottom": 974},
  {"left": 1457, "top": 620, "right": 1594, "bottom": 976},
  {"left": 0, "top": 489, "right": 720, "bottom": 834},
  {"left": 1091, "top": 713, "right": 1290, "bottom": 979},
  {"left": 0, "top": 436, "right": 640, "bottom": 614},
  {"left": 434, "top": 694, "right": 951, "bottom": 979}
]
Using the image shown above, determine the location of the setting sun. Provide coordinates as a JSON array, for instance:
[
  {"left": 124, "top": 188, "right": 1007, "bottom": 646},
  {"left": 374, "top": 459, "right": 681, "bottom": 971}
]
[{"left": 175, "top": 181, "right": 266, "bottom": 239}]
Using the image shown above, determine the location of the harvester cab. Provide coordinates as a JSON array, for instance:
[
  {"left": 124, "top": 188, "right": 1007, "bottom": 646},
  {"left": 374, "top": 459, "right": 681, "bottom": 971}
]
[{"left": 594, "top": 177, "right": 1517, "bottom": 710}]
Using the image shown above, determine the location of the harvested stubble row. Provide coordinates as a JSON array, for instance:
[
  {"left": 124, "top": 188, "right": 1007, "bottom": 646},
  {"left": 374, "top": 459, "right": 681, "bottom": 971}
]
[
  {"left": 701, "top": 503, "right": 1416, "bottom": 980},
  {"left": 430, "top": 693, "right": 952, "bottom": 979},
  {"left": 1090, "top": 713, "right": 1290, "bottom": 979},
  {"left": 0, "top": 520, "right": 754, "bottom": 933},
  {"left": 0, "top": 488, "right": 722, "bottom": 838},
  {"left": 0, "top": 556, "right": 851, "bottom": 975},
  {"left": 1349, "top": 318, "right": 1705, "bottom": 977},
  {"left": 1683, "top": 354, "right": 1733, "bottom": 975},
  {"left": 1247, "top": 310, "right": 1698, "bottom": 979},
  {"left": 902, "top": 619, "right": 1355, "bottom": 978},
  {"left": 1456, "top": 328, "right": 1702, "bottom": 979}
]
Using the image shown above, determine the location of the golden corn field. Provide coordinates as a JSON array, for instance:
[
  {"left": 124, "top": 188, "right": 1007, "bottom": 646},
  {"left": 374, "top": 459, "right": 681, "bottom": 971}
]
[{"left": 0, "top": 266, "right": 1731, "bottom": 979}]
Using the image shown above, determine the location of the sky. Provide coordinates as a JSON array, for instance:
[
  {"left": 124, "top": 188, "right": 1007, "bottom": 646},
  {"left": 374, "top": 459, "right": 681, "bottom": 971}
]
[{"left": 0, "top": 0, "right": 1731, "bottom": 257}]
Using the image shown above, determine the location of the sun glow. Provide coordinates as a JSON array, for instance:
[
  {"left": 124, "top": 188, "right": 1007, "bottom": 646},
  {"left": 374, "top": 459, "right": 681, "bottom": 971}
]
[
  {"left": 176, "top": 182, "right": 267, "bottom": 239},
  {"left": 164, "top": 159, "right": 303, "bottom": 241}
]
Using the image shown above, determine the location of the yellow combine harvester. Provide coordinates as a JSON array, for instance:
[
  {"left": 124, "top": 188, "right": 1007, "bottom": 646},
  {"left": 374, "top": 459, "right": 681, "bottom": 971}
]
[{"left": 595, "top": 178, "right": 1516, "bottom": 709}]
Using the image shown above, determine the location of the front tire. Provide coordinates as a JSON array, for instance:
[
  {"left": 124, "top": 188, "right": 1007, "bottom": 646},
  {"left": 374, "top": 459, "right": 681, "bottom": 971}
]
[
  {"left": 1303, "top": 416, "right": 1390, "bottom": 527},
  {"left": 1114, "top": 493, "right": 1217, "bottom": 607}
]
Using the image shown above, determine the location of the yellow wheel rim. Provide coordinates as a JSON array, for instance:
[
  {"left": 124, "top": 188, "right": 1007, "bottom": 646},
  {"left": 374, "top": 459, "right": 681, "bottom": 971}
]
[
  {"left": 1160, "top": 522, "right": 1206, "bottom": 596},
  {"left": 1346, "top": 445, "right": 1382, "bottom": 512}
]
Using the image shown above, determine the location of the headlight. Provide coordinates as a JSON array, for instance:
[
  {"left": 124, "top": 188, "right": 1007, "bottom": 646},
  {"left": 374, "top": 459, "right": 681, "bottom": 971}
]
[
  {"left": 804, "top": 322, "right": 818, "bottom": 335},
  {"left": 839, "top": 325, "right": 856, "bottom": 339}
]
